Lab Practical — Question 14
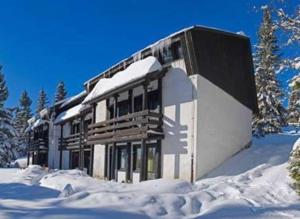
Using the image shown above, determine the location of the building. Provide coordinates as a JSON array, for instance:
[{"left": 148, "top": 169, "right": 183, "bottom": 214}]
[{"left": 27, "top": 26, "right": 258, "bottom": 183}]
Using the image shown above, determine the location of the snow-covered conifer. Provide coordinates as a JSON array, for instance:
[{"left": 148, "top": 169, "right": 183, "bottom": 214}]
[
  {"left": 14, "top": 91, "right": 32, "bottom": 156},
  {"left": 288, "top": 139, "right": 300, "bottom": 195},
  {"left": 0, "top": 67, "right": 17, "bottom": 166},
  {"left": 36, "top": 89, "right": 48, "bottom": 113},
  {"left": 55, "top": 81, "right": 67, "bottom": 103},
  {"left": 252, "top": 6, "right": 287, "bottom": 137}
]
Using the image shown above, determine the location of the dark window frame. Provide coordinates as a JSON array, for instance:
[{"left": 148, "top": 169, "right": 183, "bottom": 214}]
[
  {"left": 132, "top": 144, "right": 142, "bottom": 172},
  {"left": 117, "top": 146, "right": 128, "bottom": 171}
]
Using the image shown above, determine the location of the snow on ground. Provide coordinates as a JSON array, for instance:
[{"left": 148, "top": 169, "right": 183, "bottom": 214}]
[
  {"left": 10, "top": 157, "right": 27, "bottom": 169},
  {"left": 0, "top": 133, "right": 299, "bottom": 219}
]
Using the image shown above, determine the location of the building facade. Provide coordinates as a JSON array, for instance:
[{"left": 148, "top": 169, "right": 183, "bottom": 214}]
[{"left": 27, "top": 26, "right": 258, "bottom": 183}]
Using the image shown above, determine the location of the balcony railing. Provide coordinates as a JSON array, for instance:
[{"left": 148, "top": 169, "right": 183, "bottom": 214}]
[
  {"left": 29, "top": 138, "right": 48, "bottom": 151},
  {"left": 60, "top": 132, "right": 86, "bottom": 150},
  {"left": 87, "top": 110, "right": 164, "bottom": 145}
]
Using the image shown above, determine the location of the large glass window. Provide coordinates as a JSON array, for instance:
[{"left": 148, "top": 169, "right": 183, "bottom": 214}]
[
  {"left": 133, "top": 145, "right": 141, "bottom": 171},
  {"left": 118, "top": 147, "right": 127, "bottom": 170},
  {"left": 147, "top": 146, "right": 157, "bottom": 180}
]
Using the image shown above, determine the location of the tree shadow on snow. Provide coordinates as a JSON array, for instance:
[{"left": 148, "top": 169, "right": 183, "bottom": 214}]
[{"left": 0, "top": 183, "right": 60, "bottom": 200}]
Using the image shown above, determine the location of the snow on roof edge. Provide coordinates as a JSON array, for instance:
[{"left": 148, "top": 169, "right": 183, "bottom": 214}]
[
  {"left": 60, "top": 91, "right": 87, "bottom": 108},
  {"left": 54, "top": 104, "right": 83, "bottom": 124}
]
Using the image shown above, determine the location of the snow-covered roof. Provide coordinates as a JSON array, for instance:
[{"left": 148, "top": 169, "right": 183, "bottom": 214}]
[
  {"left": 60, "top": 91, "right": 87, "bottom": 108},
  {"left": 83, "top": 56, "right": 162, "bottom": 104},
  {"left": 54, "top": 104, "right": 84, "bottom": 124},
  {"left": 39, "top": 108, "right": 49, "bottom": 118},
  {"left": 25, "top": 118, "right": 48, "bottom": 132}
]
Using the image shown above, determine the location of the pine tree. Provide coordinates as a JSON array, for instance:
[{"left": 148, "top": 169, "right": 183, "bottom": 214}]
[
  {"left": 36, "top": 89, "right": 48, "bottom": 113},
  {"left": 287, "top": 76, "right": 300, "bottom": 126},
  {"left": 252, "top": 6, "right": 287, "bottom": 137},
  {"left": 0, "top": 67, "right": 17, "bottom": 166},
  {"left": 14, "top": 91, "right": 32, "bottom": 156},
  {"left": 55, "top": 81, "right": 67, "bottom": 103},
  {"left": 288, "top": 139, "right": 300, "bottom": 195}
]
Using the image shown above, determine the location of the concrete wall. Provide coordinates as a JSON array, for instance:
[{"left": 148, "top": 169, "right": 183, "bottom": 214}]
[
  {"left": 161, "top": 59, "right": 194, "bottom": 181},
  {"left": 93, "top": 100, "right": 107, "bottom": 178},
  {"left": 193, "top": 74, "right": 252, "bottom": 180}
]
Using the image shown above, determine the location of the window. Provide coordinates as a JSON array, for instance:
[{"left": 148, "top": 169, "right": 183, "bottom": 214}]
[
  {"left": 84, "top": 119, "right": 92, "bottom": 132},
  {"left": 118, "top": 147, "right": 127, "bottom": 170},
  {"left": 155, "top": 40, "right": 183, "bottom": 64},
  {"left": 117, "top": 100, "right": 129, "bottom": 117},
  {"left": 171, "top": 41, "right": 183, "bottom": 60},
  {"left": 147, "top": 145, "right": 157, "bottom": 180},
  {"left": 71, "top": 151, "right": 79, "bottom": 169},
  {"left": 108, "top": 105, "right": 114, "bottom": 119},
  {"left": 134, "top": 95, "right": 143, "bottom": 112},
  {"left": 71, "top": 122, "right": 80, "bottom": 134},
  {"left": 133, "top": 145, "right": 141, "bottom": 171},
  {"left": 148, "top": 90, "right": 159, "bottom": 111}
]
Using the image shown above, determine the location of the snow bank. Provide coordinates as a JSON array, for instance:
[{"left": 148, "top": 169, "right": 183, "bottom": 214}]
[
  {"left": 10, "top": 157, "right": 27, "bottom": 168},
  {"left": 16, "top": 165, "right": 48, "bottom": 185},
  {"left": 83, "top": 56, "right": 162, "bottom": 104},
  {"left": 292, "top": 137, "right": 300, "bottom": 151},
  {"left": 0, "top": 133, "right": 300, "bottom": 218}
]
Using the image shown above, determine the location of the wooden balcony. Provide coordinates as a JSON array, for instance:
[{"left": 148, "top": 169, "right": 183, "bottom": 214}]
[
  {"left": 29, "top": 138, "right": 48, "bottom": 151},
  {"left": 60, "top": 133, "right": 87, "bottom": 150},
  {"left": 87, "top": 110, "right": 164, "bottom": 145}
]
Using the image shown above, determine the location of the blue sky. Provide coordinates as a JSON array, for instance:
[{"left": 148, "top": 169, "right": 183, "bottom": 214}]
[{"left": 0, "top": 0, "right": 297, "bottom": 109}]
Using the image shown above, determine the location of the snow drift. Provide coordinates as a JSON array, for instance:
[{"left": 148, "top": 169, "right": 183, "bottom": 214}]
[{"left": 0, "top": 134, "right": 299, "bottom": 219}]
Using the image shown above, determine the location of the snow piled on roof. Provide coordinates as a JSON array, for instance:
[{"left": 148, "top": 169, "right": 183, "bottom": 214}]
[
  {"left": 54, "top": 104, "right": 83, "bottom": 124},
  {"left": 83, "top": 56, "right": 162, "bottom": 104},
  {"left": 60, "top": 91, "right": 87, "bottom": 108}
]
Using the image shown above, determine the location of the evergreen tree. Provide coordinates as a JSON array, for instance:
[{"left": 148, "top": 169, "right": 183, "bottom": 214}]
[
  {"left": 288, "top": 140, "right": 300, "bottom": 195},
  {"left": 288, "top": 76, "right": 300, "bottom": 126},
  {"left": 36, "top": 89, "right": 48, "bottom": 113},
  {"left": 252, "top": 6, "right": 287, "bottom": 137},
  {"left": 14, "top": 91, "right": 32, "bottom": 156},
  {"left": 0, "top": 67, "right": 17, "bottom": 166},
  {"left": 55, "top": 81, "right": 67, "bottom": 103}
]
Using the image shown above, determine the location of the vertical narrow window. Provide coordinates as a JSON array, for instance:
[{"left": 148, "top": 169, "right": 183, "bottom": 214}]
[
  {"left": 118, "top": 147, "right": 127, "bottom": 170},
  {"left": 147, "top": 145, "right": 157, "bottom": 180},
  {"left": 133, "top": 145, "right": 141, "bottom": 171},
  {"left": 134, "top": 95, "right": 143, "bottom": 112}
]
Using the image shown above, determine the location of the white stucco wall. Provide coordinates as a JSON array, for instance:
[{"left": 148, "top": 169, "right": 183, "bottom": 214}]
[
  {"left": 161, "top": 59, "right": 194, "bottom": 181},
  {"left": 93, "top": 100, "right": 107, "bottom": 178},
  {"left": 193, "top": 74, "right": 252, "bottom": 180},
  {"left": 48, "top": 121, "right": 61, "bottom": 169}
]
